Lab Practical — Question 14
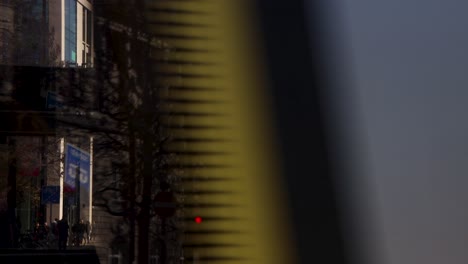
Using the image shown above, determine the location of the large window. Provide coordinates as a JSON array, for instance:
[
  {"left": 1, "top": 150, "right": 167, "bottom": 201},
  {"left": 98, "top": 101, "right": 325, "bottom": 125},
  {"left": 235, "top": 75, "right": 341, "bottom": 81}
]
[
  {"left": 65, "top": 0, "right": 77, "bottom": 63},
  {"left": 81, "top": 5, "right": 92, "bottom": 66}
]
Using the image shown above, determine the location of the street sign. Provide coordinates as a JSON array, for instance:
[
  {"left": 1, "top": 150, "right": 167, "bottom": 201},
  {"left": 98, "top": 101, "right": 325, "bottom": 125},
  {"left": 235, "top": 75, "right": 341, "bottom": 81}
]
[
  {"left": 41, "top": 186, "right": 60, "bottom": 204},
  {"left": 154, "top": 191, "right": 177, "bottom": 218},
  {"left": 64, "top": 143, "right": 90, "bottom": 192},
  {"left": 46, "top": 91, "right": 64, "bottom": 109}
]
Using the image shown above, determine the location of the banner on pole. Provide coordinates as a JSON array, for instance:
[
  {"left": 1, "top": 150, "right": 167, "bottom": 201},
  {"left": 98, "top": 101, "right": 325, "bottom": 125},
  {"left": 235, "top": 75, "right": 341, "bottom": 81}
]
[{"left": 64, "top": 143, "right": 90, "bottom": 192}]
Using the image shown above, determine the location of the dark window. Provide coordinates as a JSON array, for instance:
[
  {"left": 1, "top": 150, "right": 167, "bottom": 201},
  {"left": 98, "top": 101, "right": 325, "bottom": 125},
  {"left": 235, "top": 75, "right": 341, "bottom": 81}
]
[
  {"left": 86, "top": 10, "right": 92, "bottom": 45},
  {"left": 82, "top": 6, "right": 86, "bottom": 42}
]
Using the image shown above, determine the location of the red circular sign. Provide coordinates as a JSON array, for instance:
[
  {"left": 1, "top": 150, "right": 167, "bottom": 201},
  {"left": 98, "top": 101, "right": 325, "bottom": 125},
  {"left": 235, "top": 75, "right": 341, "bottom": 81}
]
[{"left": 194, "top": 216, "right": 203, "bottom": 224}]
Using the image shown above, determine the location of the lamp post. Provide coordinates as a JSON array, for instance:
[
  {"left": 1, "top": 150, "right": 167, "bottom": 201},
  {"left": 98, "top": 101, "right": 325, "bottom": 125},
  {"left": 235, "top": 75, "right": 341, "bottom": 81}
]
[{"left": 75, "top": 165, "right": 81, "bottom": 224}]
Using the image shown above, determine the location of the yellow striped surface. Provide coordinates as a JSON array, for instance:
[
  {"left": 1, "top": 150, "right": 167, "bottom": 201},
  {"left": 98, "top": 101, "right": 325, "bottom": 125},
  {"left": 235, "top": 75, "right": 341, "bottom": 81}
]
[{"left": 147, "top": 1, "right": 296, "bottom": 263}]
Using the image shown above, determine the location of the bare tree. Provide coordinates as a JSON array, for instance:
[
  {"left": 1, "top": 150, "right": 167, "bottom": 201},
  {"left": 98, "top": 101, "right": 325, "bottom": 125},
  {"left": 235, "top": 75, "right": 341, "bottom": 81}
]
[
  {"left": 0, "top": 0, "right": 61, "bottom": 66},
  {"left": 54, "top": 1, "right": 183, "bottom": 263}
]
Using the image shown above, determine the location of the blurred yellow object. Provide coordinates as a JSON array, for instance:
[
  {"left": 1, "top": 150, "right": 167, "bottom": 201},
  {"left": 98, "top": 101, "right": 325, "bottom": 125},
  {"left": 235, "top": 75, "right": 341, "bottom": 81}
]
[{"left": 147, "top": 1, "right": 296, "bottom": 263}]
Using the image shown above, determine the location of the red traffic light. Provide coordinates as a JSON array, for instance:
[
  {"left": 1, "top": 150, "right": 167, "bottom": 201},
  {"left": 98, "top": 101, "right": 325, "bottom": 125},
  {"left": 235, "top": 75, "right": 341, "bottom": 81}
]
[{"left": 194, "top": 216, "right": 203, "bottom": 224}]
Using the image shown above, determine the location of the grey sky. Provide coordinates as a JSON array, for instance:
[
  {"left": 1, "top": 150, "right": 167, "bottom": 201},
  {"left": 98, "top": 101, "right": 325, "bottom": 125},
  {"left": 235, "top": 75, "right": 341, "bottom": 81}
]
[{"left": 311, "top": 1, "right": 468, "bottom": 264}]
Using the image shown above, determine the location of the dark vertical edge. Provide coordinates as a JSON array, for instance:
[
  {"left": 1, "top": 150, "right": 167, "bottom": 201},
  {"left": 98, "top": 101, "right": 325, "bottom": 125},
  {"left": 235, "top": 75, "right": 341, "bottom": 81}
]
[
  {"left": 253, "top": 1, "right": 350, "bottom": 264},
  {"left": 7, "top": 137, "right": 17, "bottom": 248}
]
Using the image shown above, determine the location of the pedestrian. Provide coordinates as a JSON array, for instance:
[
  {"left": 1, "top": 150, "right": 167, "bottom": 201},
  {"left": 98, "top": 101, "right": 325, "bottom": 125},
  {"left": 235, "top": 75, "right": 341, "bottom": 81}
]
[
  {"left": 90, "top": 221, "right": 96, "bottom": 242},
  {"left": 57, "top": 218, "right": 69, "bottom": 250},
  {"left": 33, "top": 222, "right": 46, "bottom": 241},
  {"left": 77, "top": 219, "right": 86, "bottom": 246},
  {"left": 71, "top": 222, "right": 77, "bottom": 245},
  {"left": 71, "top": 219, "right": 86, "bottom": 246},
  {"left": 85, "top": 220, "right": 91, "bottom": 244},
  {"left": 44, "top": 222, "right": 50, "bottom": 235},
  {"left": 50, "top": 218, "right": 58, "bottom": 238}
]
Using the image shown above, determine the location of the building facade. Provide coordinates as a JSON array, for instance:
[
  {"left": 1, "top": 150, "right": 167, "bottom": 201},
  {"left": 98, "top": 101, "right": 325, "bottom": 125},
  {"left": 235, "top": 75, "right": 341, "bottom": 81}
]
[
  {"left": 0, "top": 0, "right": 93, "bottom": 67},
  {"left": 0, "top": 0, "right": 95, "bottom": 248}
]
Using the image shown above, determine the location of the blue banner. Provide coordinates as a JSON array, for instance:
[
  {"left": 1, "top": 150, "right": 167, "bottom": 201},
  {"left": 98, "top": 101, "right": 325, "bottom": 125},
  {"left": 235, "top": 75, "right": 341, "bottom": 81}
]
[
  {"left": 41, "top": 186, "right": 60, "bottom": 204},
  {"left": 65, "top": 143, "right": 90, "bottom": 192}
]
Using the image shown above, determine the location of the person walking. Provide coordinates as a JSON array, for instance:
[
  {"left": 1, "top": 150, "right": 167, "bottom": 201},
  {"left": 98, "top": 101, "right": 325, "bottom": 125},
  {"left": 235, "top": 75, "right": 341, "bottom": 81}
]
[
  {"left": 50, "top": 218, "right": 59, "bottom": 238},
  {"left": 57, "top": 218, "right": 69, "bottom": 250},
  {"left": 77, "top": 219, "right": 86, "bottom": 246},
  {"left": 72, "top": 219, "right": 86, "bottom": 246},
  {"left": 85, "top": 220, "right": 91, "bottom": 244},
  {"left": 90, "top": 221, "right": 96, "bottom": 242}
]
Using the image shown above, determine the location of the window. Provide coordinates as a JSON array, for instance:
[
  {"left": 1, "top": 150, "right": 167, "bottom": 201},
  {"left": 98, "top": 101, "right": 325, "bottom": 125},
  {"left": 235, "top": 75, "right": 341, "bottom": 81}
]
[
  {"left": 65, "top": 0, "right": 77, "bottom": 63},
  {"left": 81, "top": 6, "right": 92, "bottom": 67}
]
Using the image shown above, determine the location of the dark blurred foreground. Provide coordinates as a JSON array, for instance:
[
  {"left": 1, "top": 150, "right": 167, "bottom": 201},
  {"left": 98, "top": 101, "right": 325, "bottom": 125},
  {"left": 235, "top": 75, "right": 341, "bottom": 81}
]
[{"left": 0, "top": 246, "right": 100, "bottom": 264}]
